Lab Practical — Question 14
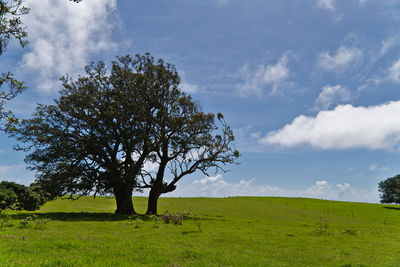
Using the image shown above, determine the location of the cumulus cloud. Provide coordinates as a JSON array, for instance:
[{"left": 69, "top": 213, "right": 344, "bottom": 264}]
[
  {"left": 168, "top": 175, "right": 379, "bottom": 203},
  {"left": 238, "top": 53, "right": 290, "bottom": 97},
  {"left": 315, "top": 84, "right": 353, "bottom": 110},
  {"left": 20, "top": 0, "right": 118, "bottom": 92},
  {"left": 317, "top": 46, "right": 363, "bottom": 72},
  {"left": 262, "top": 101, "right": 400, "bottom": 150}
]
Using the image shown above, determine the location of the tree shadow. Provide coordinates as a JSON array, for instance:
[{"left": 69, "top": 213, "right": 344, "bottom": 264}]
[
  {"left": 6, "top": 212, "right": 223, "bottom": 222},
  {"left": 383, "top": 206, "right": 400, "bottom": 211},
  {"left": 9, "top": 212, "right": 151, "bottom": 222}
]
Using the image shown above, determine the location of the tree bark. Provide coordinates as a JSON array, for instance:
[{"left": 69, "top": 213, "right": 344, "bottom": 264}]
[
  {"left": 114, "top": 187, "right": 135, "bottom": 215},
  {"left": 146, "top": 186, "right": 161, "bottom": 215}
]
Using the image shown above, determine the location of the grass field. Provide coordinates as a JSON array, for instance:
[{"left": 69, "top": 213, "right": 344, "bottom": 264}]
[{"left": 0, "top": 196, "right": 400, "bottom": 266}]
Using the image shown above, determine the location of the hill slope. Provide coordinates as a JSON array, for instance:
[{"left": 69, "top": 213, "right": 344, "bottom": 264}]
[{"left": 0, "top": 196, "right": 399, "bottom": 266}]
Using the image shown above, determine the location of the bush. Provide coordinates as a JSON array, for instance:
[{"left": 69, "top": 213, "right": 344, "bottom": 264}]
[
  {"left": 0, "top": 189, "right": 18, "bottom": 210},
  {"left": 0, "top": 181, "right": 44, "bottom": 211}
]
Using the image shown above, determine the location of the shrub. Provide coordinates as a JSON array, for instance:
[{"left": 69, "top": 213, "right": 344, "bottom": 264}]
[
  {"left": 0, "top": 181, "right": 44, "bottom": 211},
  {"left": 172, "top": 212, "right": 183, "bottom": 225},
  {"left": 162, "top": 210, "right": 184, "bottom": 225},
  {"left": 0, "top": 189, "right": 18, "bottom": 210},
  {"left": 162, "top": 210, "right": 172, "bottom": 224}
]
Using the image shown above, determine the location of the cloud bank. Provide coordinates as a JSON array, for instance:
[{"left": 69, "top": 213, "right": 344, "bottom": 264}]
[
  {"left": 21, "top": 0, "right": 118, "bottom": 92},
  {"left": 262, "top": 101, "right": 400, "bottom": 150},
  {"left": 168, "top": 175, "right": 379, "bottom": 203}
]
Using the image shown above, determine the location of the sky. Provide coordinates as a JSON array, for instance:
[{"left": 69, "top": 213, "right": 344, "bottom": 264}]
[{"left": 2, "top": 0, "right": 400, "bottom": 202}]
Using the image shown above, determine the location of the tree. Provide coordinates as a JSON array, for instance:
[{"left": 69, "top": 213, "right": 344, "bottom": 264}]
[
  {"left": 0, "top": 0, "right": 29, "bottom": 130},
  {"left": 141, "top": 100, "right": 239, "bottom": 215},
  {"left": 379, "top": 175, "right": 400, "bottom": 204},
  {"left": 13, "top": 54, "right": 185, "bottom": 215},
  {"left": 0, "top": 0, "right": 82, "bottom": 130},
  {"left": 13, "top": 53, "right": 239, "bottom": 215}
]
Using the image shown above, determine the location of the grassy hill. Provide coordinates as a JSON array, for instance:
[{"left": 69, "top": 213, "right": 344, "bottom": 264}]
[{"left": 0, "top": 196, "right": 399, "bottom": 266}]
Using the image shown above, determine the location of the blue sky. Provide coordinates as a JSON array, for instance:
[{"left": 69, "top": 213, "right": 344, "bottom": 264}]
[{"left": 2, "top": 0, "right": 400, "bottom": 202}]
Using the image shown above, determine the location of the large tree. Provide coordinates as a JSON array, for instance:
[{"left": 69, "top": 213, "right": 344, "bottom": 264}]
[
  {"left": 13, "top": 53, "right": 239, "bottom": 215},
  {"left": 13, "top": 54, "right": 174, "bottom": 215},
  {"left": 0, "top": 0, "right": 29, "bottom": 130}
]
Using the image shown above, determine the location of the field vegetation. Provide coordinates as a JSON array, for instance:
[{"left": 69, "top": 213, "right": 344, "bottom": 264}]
[{"left": 0, "top": 196, "right": 399, "bottom": 266}]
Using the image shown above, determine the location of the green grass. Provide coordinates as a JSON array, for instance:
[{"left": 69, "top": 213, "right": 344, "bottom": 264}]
[{"left": 1, "top": 196, "right": 400, "bottom": 266}]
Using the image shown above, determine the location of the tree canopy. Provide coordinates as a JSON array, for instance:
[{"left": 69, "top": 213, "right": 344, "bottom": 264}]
[
  {"left": 13, "top": 53, "right": 239, "bottom": 215},
  {"left": 141, "top": 97, "right": 239, "bottom": 214},
  {"left": 0, "top": 0, "right": 29, "bottom": 130},
  {"left": 378, "top": 175, "right": 400, "bottom": 204}
]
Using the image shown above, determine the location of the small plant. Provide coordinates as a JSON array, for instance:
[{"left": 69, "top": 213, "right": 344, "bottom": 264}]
[
  {"left": 18, "top": 215, "right": 50, "bottom": 230},
  {"left": 0, "top": 209, "right": 10, "bottom": 229},
  {"left": 341, "top": 225, "right": 358, "bottom": 236},
  {"left": 172, "top": 212, "right": 183, "bottom": 225},
  {"left": 312, "top": 217, "right": 330, "bottom": 235},
  {"left": 19, "top": 218, "right": 30, "bottom": 228},
  {"left": 33, "top": 218, "right": 50, "bottom": 230},
  {"left": 151, "top": 215, "right": 159, "bottom": 229},
  {"left": 127, "top": 216, "right": 142, "bottom": 228},
  {"left": 185, "top": 208, "right": 202, "bottom": 232},
  {"left": 162, "top": 210, "right": 172, "bottom": 224},
  {"left": 162, "top": 210, "right": 183, "bottom": 225}
]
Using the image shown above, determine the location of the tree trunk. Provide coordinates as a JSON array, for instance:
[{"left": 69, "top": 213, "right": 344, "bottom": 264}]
[
  {"left": 114, "top": 187, "right": 135, "bottom": 215},
  {"left": 146, "top": 187, "right": 161, "bottom": 215}
]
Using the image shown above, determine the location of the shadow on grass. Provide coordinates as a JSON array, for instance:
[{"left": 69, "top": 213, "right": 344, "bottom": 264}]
[
  {"left": 383, "top": 206, "right": 400, "bottom": 211},
  {"left": 8, "top": 212, "right": 217, "bottom": 222},
  {"left": 9, "top": 212, "right": 154, "bottom": 222}
]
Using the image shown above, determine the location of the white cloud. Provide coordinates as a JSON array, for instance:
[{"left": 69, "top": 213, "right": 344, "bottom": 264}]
[
  {"left": 169, "top": 175, "right": 379, "bottom": 203},
  {"left": 317, "top": 46, "right": 363, "bottom": 72},
  {"left": 238, "top": 53, "right": 290, "bottom": 97},
  {"left": 315, "top": 84, "right": 353, "bottom": 110},
  {"left": 359, "top": 0, "right": 368, "bottom": 5},
  {"left": 180, "top": 82, "right": 198, "bottom": 94},
  {"left": 262, "top": 101, "right": 400, "bottom": 150},
  {"left": 20, "top": 0, "right": 118, "bottom": 92},
  {"left": 316, "top": 0, "right": 368, "bottom": 11},
  {"left": 0, "top": 165, "right": 25, "bottom": 175},
  {"left": 369, "top": 164, "right": 389, "bottom": 171},
  {"left": 388, "top": 58, "right": 400, "bottom": 83},
  {"left": 379, "top": 35, "right": 400, "bottom": 57},
  {"left": 316, "top": 0, "right": 336, "bottom": 11}
]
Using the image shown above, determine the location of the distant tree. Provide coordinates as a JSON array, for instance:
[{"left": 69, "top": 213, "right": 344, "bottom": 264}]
[
  {"left": 379, "top": 175, "right": 400, "bottom": 204},
  {"left": 0, "top": 181, "right": 43, "bottom": 210}
]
